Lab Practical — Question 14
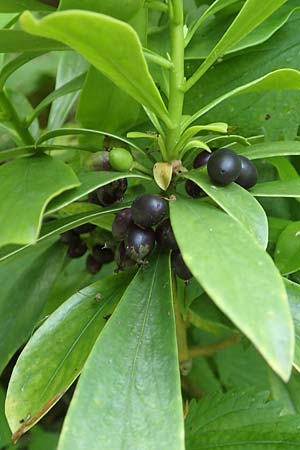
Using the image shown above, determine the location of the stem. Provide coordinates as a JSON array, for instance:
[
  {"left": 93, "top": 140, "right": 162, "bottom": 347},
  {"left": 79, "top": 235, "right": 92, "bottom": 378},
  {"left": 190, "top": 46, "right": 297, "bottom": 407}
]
[
  {"left": 0, "top": 90, "right": 35, "bottom": 145},
  {"left": 189, "top": 334, "right": 241, "bottom": 358},
  {"left": 172, "top": 276, "right": 192, "bottom": 376},
  {"left": 165, "top": 0, "right": 185, "bottom": 160}
]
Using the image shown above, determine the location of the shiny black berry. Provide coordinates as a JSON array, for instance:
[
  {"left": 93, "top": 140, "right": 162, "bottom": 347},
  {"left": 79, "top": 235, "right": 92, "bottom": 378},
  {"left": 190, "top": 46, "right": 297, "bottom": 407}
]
[
  {"left": 112, "top": 208, "right": 133, "bottom": 241},
  {"left": 96, "top": 179, "right": 128, "bottom": 206},
  {"left": 115, "top": 241, "right": 136, "bottom": 270},
  {"left": 132, "top": 194, "right": 168, "bottom": 228},
  {"left": 171, "top": 250, "right": 192, "bottom": 280},
  {"left": 125, "top": 225, "right": 155, "bottom": 262},
  {"left": 207, "top": 148, "right": 241, "bottom": 186},
  {"left": 73, "top": 223, "right": 96, "bottom": 235},
  {"left": 92, "top": 244, "right": 114, "bottom": 264},
  {"left": 185, "top": 179, "right": 206, "bottom": 199},
  {"left": 60, "top": 230, "right": 80, "bottom": 245},
  {"left": 193, "top": 150, "right": 211, "bottom": 168},
  {"left": 156, "top": 219, "right": 178, "bottom": 250},
  {"left": 67, "top": 239, "right": 87, "bottom": 258},
  {"left": 88, "top": 190, "right": 100, "bottom": 205},
  {"left": 86, "top": 254, "right": 102, "bottom": 274},
  {"left": 235, "top": 156, "right": 258, "bottom": 189}
]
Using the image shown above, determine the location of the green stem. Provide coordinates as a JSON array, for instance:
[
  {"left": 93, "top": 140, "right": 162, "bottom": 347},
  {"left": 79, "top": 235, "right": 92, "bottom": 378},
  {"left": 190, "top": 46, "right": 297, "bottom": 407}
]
[
  {"left": 189, "top": 334, "right": 241, "bottom": 358},
  {"left": 0, "top": 90, "right": 35, "bottom": 145},
  {"left": 165, "top": 0, "right": 185, "bottom": 161}
]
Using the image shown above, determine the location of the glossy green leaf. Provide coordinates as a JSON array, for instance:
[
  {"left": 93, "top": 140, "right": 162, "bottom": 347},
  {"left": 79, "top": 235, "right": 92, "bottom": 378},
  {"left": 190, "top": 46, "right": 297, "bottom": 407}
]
[
  {"left": 59, "top": 0, "right": 144, "bottom": 22},
  {"left": 184, "top": 0, "right": 288, "bottom": 90},
  {"left": 0, "top": 241, "right": 66, "bottom": 375},
  {"left": 20, "top": 11, "right": 170, "bottom": 125},
  {"left": 184, "top": 171, "right": 268, "bottom": 248},
  {"left": 186, "top": 69, "right": 300, "bottom": 127},
  {"left": 250, "top": 180, "right": 300, "bottom": 198},
  {"left": 275, "top": 222, "right": 300, "bottom": 275},
  {"left": 0, "top": 0, "right": 54, "bottom": 12},
  {"left": 284, "top": 279, "right": 300, "bottom": 372},
  {"left": 77, "top": 66, "right": 140, "bottom": 134},
  {"left": 239, "top": 141, "right": 300, "bottom": 160},
  {"left": 6, "top": 271, "right": 134, "bottom": 438},
  {"left": 170, "top": 198, "right": 294, "bottom": 380},
  {"left": 0, "top": 30, "right": 65, "bottom": 52},
  {"left": 0, "top": 155, "right": 79, "bottom": 247},
  {"left": 0, "top": 387, "right": 11, "bottom": 447},
  {"left": 47, "top": 170, "right": 150, "bottom": 214},
  {"left": 57, "top": 251, "right": 184, "bottom": 450}
]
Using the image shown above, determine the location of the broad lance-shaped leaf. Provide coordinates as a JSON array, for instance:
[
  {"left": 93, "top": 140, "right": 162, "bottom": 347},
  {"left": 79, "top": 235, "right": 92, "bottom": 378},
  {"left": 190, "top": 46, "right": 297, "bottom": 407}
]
[
  {"left": 170, "top": 198, "right": 294, "bottom": 381},
  {"left": 284, "top": 279, "right": 300, "bottom": 373},
  {"left": 275, "top": 222, "right": 300, "bottom": 275},
  {"left": 20, "top": 11, "right": 170, "bottom": 126},
  {"left": 0, "top": 241, "right": 66, "bottom": 375},
  {"left": 186, "top": 69, "right": 300, "bottom": 127},
  {"left": 239, "top": 141, "right": 300, "bottom": 160},
  {"left": 250, "top": 179, "right": 300, "bottom": 198},
  {"left": 0, "top": 0, "right": 54, "bottom": 12},
  {"left": 184, "top": 171, "right": 268, "bottom": 249},
  {"left": 184, "top": 0, "right": 288, "bottom": 91},
  {"left": 0, "top": 154, "right": 79, "bottom": 247},
  {"left": 5, "top": 270, "right": 135, "bottom": 441},
  {"left": 57, "top": 251, "right": 185, "bottom": 450},
  {"left": 0, "top": 30, "right": 66, "bottom": 53},
  {"left": 59, "top": 0, "right": 143, "bottom": 22},
  {"left": 47, "top": 170, "right": 150, "bottom": 214}
]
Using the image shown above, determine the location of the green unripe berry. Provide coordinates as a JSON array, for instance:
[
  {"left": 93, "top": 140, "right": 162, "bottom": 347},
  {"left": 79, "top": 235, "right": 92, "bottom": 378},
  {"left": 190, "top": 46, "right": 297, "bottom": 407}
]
[{"left": 109, "top": 148, "right": 133, "bottom": 172}]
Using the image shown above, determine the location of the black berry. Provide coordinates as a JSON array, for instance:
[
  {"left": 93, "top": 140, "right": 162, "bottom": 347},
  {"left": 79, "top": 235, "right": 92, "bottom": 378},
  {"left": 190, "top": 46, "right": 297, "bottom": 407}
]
[
  {"left": 115, "top": 241, "right": 136, "bottom": 270},
  {"left": 73, "top": 223, "right": 96, "bottom": 235},
  {"left": 207, "top": 148, "right": 241, "bottom": 186},
  {"left": 86, "top": 255, "right": 102, "bottom": 274},
  {"left": 156, "top": 219, "right": 178, "bottom": 250},
  {"left": 112, "top": 208, "right": 133, "bottom": 241},
  {"left": 125, "top": 225, "right": 155, "bottom": 262},
  {"left": 88, "top": 190, "right": 100, "bottom": 205},
  {"left": 67, "top": 239, "right": 87, "bottom": 258},
  {"left": 96, "top": 179, "right": 128, "bottom": 206},
  {"left": 185, "top": 179, "right": 206, "bottom": 199},
  {"left": 60, "top": 230, "right": 80, "bottom": 245},
  {"left": 193, "top": 150, "right": 211, "bottom": 168},
  {"left": 132, "top": 194, "right": 168, "bottom": 228},
  {"left": 235, "top": 156, "right": 258, "bottom": 189},
  {"left": 92, "top": 244, "right": 114, "bottom": 265},
  {"left": 85, "top": 151, "right": 112, "bottom": 171},
  {"left": 171, "top": 250, "right": 192, "bottom": 280}
]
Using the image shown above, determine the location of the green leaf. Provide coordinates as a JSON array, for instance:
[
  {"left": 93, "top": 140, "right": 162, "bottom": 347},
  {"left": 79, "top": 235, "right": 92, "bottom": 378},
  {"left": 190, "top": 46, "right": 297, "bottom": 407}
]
[
  {"left": 0, "top": 30, "right": 66, "bottom": 52},
  {"left": 0, "top": 241, "right": 66, "bottom": 375},
  {"left": 284, "top": 279, "right": 300, "bottom": 372},
  {"left": 59, "top": 0, "right": 144, "bottom": 22},
  {"left": 0, "top": 154, "right": 80, "bottom": 247},
  {"left": 185, "top": 389, "right": 300, "bottom": 449},
  {"left": 184, "top": 171, "right": 268, "bottom": 248},
  {"left": 77, "top": 66, "right": 140, "bottom": 134},
  {"left": 170, "top": 198, "right": 294, "bottom": 381},
  {"left": 275, "top": 222, "right": 300, "bottom": 275},
  {"left": 20, "top": 10, "right": 170, "bottom": 126},
  {"left": 185, "top": 68, "right": 300, "bottom": 127},
  {"left": 239, "top": 141, "right": 300, "bottom": 160},
  {"left": 57, "top": 251, "right": 184, "bottom": 450},
  {"left": 47, "top": 170, "right": 150, "bottom": 214},
  {"left": 0, "top": 0, "right": 54, "bottom": 12},
  {"left": 250, "top": 180, "right": 300, "bottom": 198},
  {"left": 184, "top": 0, "right": 288, "bottom": 90},
  {"left": 0, "top": 387, "right": 11, "bottom": 447},
  {"left": 6, "top": 271, "right": 134, "bottom": 438}
]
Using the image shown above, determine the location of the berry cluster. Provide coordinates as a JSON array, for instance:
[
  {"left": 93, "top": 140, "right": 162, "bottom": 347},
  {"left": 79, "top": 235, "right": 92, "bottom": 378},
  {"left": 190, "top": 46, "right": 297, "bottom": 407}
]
[{"left": 185, "top": 148, "right": 258, "bottom": 198}]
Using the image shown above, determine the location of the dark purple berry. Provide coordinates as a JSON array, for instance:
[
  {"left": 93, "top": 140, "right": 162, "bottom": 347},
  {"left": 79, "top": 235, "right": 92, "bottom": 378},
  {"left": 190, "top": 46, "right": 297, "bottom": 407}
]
[
  {"left": 156, "top": 219, "right": 178, "bottom": 250},
  {"left": 125, "top": 225, "right": 155, "bottom": 262},
  {"left": 115, "top": 241, "right": 136, "bottom": 270},
  {"left": 132, "top": 194, "right": 168, "bottom": 228},
  {"left": 171, "top": 250, "right": 192, "bottom": 280},
  {"left": 86, "top": 254, "right": 102, "bottom": 274},
  {"left": 96, "top": 179, "right": 128, "bottom": 206},
  {"left": 60, "top": 230, "right": 80, "bottom": 245},
  {"left": 112, "top": 208, "right": 133, "bottom": 241},
  {"left": 85, "top": 151, "right": 112, "bottom": 171},
  {"left": 185, "top": 179, "right": 206, "bottom": 199},
  {"left": 235, "top": 156, "right": 258, "bottom": 189},
  {"left": 73, "top": 223, "right": 96, "bottom": 235},
  {"left": 67, "top": 239, "right": 87, "bottom": 258},
  {"left": 207, "top": 148, "right": 241, "bottom": 186},
  {"left": 193, "top": 150, "right": 211, "bottom": 168},
  {"left": 88, "top": 191, "right": 100, "bottom": 205},
  {"left": 92, "top": 244, "right": 114, "bottom": 264}
]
